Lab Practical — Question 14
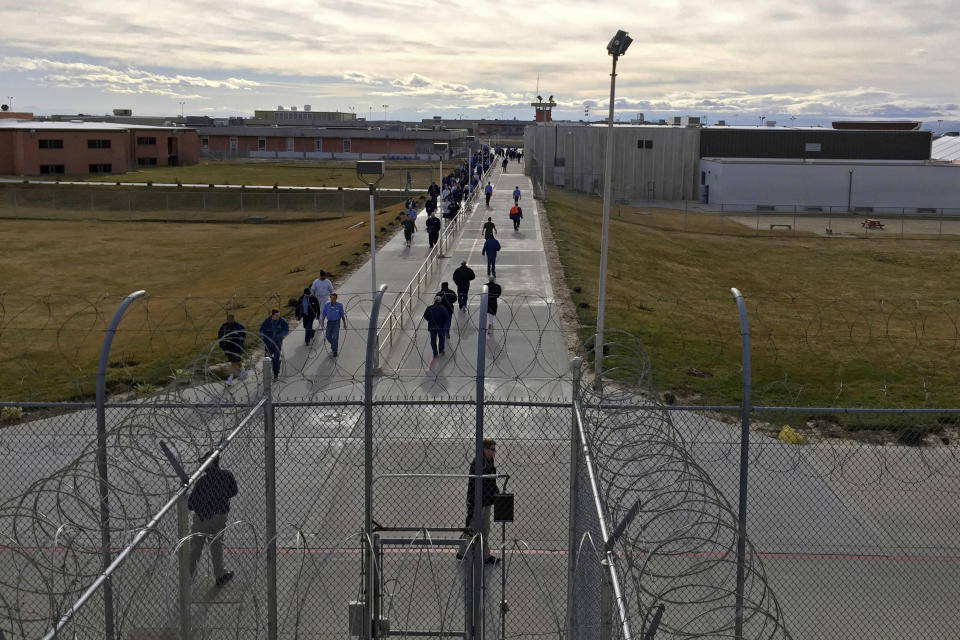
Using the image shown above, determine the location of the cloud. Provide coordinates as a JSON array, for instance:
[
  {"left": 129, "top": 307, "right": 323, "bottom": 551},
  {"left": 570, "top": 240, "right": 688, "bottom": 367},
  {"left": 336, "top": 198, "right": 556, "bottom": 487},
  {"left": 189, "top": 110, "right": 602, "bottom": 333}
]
[{"left": 0, "top": 56, "right": 261, "bottom": 98}]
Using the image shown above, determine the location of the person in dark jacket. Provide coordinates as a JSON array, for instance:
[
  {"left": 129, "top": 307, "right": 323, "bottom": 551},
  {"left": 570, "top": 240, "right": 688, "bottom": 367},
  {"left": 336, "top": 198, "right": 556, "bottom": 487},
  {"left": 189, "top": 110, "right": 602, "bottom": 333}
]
[
  {"left": 512, "top": 186, "right": 521, "bottom": 204},
  {"left": 295, "top": 288, "right": 321, "bottom": 346},
  {"left": 482, "top": 236, "right": 501, "bottom": 277},
  {"left": 259, "top": 309, "right": 289, "bottom": 381},
  {"left": 188, "top": 451, "right": 239, "bottom": 586},
  {"left": 509, "top": 204, "right": 523, "bottom": 230},
  {"left": 452, "top": 261, "right": 476, "bottom": 311},
  {"left": 425, "top": 212, "right": 442, "bottom": 248},
  {"left": 486, "top": 276, "right": 502, "bottom": 332},
  {"left": 457, "top": 438, "right": 500, "bottom": 563},
  {"left": 428, "top": 181, "right": 440, "bottom": 201},
  {"left": 436, "top": 282, "right": 457, "bottom": 338},
  {"left": 423, "top": 295, "right": 451, "bottom": 357},
  {"left": 217, "top": 313, "right": 247, "bottom": 385}
]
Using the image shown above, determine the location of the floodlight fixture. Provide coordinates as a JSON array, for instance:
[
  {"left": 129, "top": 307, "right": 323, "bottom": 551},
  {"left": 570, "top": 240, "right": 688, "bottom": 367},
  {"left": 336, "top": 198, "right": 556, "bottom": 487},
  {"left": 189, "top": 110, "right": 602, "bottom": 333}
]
[
  {"left": 356, "top": 160, "right": 385, "bottom": 179},
  {"left": 606, "top": 29, "right": 632, "bottom": 57}
]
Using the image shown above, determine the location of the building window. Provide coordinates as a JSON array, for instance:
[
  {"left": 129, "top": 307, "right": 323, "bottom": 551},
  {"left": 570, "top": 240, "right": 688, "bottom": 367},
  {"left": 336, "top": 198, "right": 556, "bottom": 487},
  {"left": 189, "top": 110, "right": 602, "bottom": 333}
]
[
  {"left": 201, "top": 136, "right": 209, "bottom": 150},
  {"left": 314, "top": 138, "right": 322, "bottom": 152},
  {"left": 39, "top": 164, "right": 65, "bottom": 174},
  {"left": 637, "top": 139, "right": 653, "bottom": 149},
  {"left": 89, "top": 164, "right": 112, "bottom": 173},
  {"left": 38, "top": 139, "right": 64, "bottom": 149},
  {"left": 88, "top": 139, "right": 112, "bottom": 149},
  {"left": 137, "top": 136, "right": 157, "bottom": 145},
  {"left": 138, "top": 157, "right": 158, "bottom": 166},
  {"left": 229, "top": 136, "right": 238, "bottom": 151},
  {"left": 258, "top": 137, "right": 266, "bottom": 151},
  {"left": 343, "top": 139, "right": 351, "bottom": 153}
]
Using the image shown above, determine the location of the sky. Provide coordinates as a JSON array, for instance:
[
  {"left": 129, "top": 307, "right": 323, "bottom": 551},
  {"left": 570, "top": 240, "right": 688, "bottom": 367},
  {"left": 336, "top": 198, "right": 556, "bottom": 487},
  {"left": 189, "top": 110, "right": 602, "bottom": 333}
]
[{"left": 1, "top": 0, "right": 958, "bottom": 131}]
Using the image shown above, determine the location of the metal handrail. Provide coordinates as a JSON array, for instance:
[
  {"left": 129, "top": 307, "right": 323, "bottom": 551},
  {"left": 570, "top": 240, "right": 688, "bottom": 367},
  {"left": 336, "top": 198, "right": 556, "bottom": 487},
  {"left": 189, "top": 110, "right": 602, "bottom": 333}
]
[{"left": 375, "top": 160, "right": 493, "bottom": 362}]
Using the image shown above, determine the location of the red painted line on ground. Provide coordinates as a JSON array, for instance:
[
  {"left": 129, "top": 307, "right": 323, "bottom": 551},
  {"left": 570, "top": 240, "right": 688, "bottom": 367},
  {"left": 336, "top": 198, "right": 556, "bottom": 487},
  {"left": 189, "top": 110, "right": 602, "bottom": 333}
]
[{"left": 6, "top": 546, "right": 959, "bottom": 563}]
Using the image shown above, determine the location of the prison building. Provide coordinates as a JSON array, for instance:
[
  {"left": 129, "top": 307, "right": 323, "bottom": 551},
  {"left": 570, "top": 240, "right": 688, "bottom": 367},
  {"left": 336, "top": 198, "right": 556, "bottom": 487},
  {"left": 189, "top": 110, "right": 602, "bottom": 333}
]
[
  {"left": 524, "top": 122, "right": 960, "bottom": 211},
  {"left": 0, "top": 121, "right": 200, "bottom": 176},
  {"left": 196, "top": 126, "right": 467, "bottom": 160}
]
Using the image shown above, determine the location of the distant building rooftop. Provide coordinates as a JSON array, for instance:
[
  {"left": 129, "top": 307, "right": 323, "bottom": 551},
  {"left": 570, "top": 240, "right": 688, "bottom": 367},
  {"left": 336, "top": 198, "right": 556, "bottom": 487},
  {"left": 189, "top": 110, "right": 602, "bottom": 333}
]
[
  {"left": 932, "top": 134, "right": 960, "bottom": 162},
  {"left": 0, "top": 120, "right": 189, "bottom": 131}
]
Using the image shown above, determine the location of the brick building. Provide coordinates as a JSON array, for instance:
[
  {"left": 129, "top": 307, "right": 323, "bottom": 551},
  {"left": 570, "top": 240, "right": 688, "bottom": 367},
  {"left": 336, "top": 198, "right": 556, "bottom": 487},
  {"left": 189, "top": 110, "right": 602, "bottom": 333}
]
[
  {"left": 0, "top": 121, "right": 199, "bottom": 175},
  {"left": 196, "top": 126, "right": 466, "bottom": 159}
]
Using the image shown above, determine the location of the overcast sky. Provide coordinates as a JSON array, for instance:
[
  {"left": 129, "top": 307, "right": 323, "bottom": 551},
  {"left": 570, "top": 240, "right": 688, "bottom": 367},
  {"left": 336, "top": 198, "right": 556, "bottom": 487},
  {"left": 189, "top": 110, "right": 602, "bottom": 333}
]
[{"left": 1, "top": 0, "right": 957, "bottom": 129}]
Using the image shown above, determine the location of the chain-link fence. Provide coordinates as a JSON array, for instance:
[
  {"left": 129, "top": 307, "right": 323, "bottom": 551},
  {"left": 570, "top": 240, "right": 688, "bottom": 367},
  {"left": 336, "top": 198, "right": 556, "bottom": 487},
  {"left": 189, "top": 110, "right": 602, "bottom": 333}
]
[
  {"left": 0, "top": 186, "right": 414, "bottom": 222},
  {"left": 2, "top": 288, "right": 959, "bottom": 638}
]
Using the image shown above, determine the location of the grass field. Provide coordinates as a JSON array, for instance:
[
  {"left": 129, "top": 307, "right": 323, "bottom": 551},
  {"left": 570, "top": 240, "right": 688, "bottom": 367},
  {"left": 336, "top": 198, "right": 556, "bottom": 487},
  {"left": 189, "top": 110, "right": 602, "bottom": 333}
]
[
  {"left": 0, "top": 199, "right": 408, "bottom": 402},
  {"left": 544, "top": 187, "right": 960, "bottom": 413}
]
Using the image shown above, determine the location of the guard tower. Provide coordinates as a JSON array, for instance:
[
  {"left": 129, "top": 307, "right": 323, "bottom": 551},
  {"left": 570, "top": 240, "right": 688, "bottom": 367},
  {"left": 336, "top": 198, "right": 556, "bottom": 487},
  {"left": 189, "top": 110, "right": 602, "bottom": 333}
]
[{"left": 531, "top": 95, "right": 557, "bottom": 122}]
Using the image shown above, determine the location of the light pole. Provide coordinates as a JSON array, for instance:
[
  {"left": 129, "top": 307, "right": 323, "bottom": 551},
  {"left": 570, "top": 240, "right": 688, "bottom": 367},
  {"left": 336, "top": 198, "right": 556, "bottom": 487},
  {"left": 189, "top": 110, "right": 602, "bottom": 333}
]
[
  {"left": 382, "top": 104, "right": 389, "bottom": 120},
  {"left": 178, "top": 101, "right": 185, "bottom": 118},
  {"left": 357, "top": 161, "right": 385, "bottom": 296},
  {"left": 6, "top": 96, "right": 12, "bottom": 110},
  {"left": 595, "top": 29, "right": 632, "bottom": 380},
  {"left": 759, "top": 115, "right": 765, "bottom": 127}
]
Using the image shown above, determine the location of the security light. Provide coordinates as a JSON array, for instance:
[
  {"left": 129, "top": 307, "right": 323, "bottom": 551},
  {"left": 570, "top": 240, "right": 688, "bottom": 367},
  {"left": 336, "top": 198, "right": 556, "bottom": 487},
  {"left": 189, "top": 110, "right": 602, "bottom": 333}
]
[
  {"left": 607, "top": 30, "right": 632, "bottom": 57},
  {"left": 356, "top": 160, "right": 384, "bottom": 177}
]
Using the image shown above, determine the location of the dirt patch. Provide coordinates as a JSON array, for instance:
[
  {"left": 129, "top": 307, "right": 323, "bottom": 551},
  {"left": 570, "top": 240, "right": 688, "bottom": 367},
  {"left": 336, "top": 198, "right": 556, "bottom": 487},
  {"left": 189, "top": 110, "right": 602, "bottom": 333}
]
[{"left": 537, "top": 196, "right": 584, "bottom": 360}]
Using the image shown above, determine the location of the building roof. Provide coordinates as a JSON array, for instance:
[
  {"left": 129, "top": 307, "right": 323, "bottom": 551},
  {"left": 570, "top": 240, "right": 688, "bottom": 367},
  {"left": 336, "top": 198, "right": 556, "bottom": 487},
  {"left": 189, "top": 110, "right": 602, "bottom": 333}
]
[
  {"left": 932, "top": 134, "right": 960, "bottom": 163},
  {"left": 0, "top": 120, "right": 191, "bottom": 132}
]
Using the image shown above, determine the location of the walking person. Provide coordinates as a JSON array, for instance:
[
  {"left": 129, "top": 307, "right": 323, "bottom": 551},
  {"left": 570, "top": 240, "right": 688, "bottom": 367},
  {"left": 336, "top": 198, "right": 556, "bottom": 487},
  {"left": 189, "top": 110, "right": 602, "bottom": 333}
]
[
  {"left": 425, "top": 211, "right": 441, "bottom": 248},
  {"left": 217, "top": 313, "right": 247, "bottom": 385},
  {"left": 401, "top": 215, "right": 417, "bottom": 248},
  {"left": 484, "top": 181, "right": 493, "bottom": 207},
  {"left": 259, "top": 309, "right": 289, "bottom": 381},
  {"left": 452, "top": 261, "right": 476, "bottom": 312},
  {"left": 482, "top": 216, "right": 497, "bottom": 238},
  {"left": 486, "top": 276, "right": 502, "bottom": 332},
  {"left": 423, "top": 295, "right": 451, "bottom": 357},
  {"left": 436, "top": 282, "right": 457, "bottom": 339},
  {"left": 295, "top": 288, "right": 321, "bottom": 346},
  {"left": 482, "top": 235, "right": 501, "bottom": 277},
  {"left": 509, "top": 203, "right": 523, "bottom": 231},
  {"left": 188, "top": 451, "right": 239, "bottom": 586},
  {"left": 310, "top": 270, "right": 334, "bottom": 311},
  {"left": 320, "top": 292, "right": 348, "bottom": 357},
  {"left": 512, "top": 186, "right": 521, "bottom": 205},
  {"left": 456, "top": 438, "right": 500, "bottom": 564},
  {"left": 501, "top": 157, "right": 508, "bottom": 171}
]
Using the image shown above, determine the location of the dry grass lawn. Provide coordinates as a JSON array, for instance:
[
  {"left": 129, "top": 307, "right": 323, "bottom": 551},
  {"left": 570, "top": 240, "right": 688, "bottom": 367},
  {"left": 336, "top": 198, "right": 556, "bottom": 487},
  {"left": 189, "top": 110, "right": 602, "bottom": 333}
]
[
  {"left": 0, "top": 200, "right": 406, "bottom": 401},
  {"left": 545, "top": 188, "right": 960, "bottom": 413}
]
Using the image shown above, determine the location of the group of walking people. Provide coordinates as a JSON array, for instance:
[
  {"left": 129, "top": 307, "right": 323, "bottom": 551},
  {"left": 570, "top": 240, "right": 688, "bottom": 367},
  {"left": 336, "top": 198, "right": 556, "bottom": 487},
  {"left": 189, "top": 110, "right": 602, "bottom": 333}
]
[
  {"left": 422, "top": 258, "right": 503, "bottom": 357},
  {"left": 216, "top": 269, "right": 348, "bottom": 384}
]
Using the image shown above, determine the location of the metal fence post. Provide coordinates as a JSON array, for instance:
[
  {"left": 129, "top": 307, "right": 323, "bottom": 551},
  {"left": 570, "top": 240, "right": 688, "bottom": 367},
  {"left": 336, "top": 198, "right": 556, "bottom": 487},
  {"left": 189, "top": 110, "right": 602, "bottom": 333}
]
[
  {"left": 566, "top": 356, "right": 583, "bottom": 639},
  {"left": 177, "top": 494, "right": 192, "bottom": 640},
  {"left": 730, "top": 287, "right": 752, "bottom": 640},
  {"left": 95, "top": 289, "right": 147, "bottom": 640},
  {"left": 600, "top": 561, "right": 613, "bottom": 640},
  {"left": 263, "top": 357, "right": 277, "bottom": 640},
  {"left": 467, "top": 285, "right": 490, "bottom": 640},
  {"left": 365, "top": 285, "right": 388, "bottom": 638}
]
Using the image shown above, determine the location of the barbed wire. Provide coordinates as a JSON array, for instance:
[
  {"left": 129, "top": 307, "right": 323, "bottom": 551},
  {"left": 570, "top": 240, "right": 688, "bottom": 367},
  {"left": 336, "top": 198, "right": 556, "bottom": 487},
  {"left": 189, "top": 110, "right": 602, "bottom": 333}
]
[{"left": 577, "top": 330, "right": 792, "bottom": 639}]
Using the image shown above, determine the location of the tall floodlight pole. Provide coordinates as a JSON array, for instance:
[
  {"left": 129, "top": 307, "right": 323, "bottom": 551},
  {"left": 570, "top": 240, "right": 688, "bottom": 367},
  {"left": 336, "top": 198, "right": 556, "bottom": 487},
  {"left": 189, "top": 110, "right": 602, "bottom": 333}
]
[
  {"left": 357, "top": 161, "right": 385, "bottom": 295},
  {"left": 595, "top": 29, "right": 632, "bottom": 380}
]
